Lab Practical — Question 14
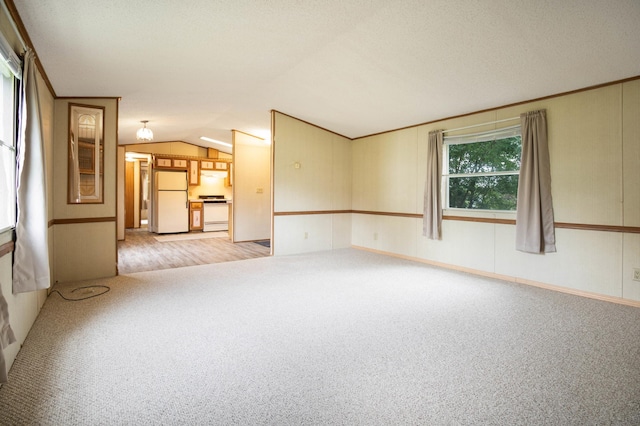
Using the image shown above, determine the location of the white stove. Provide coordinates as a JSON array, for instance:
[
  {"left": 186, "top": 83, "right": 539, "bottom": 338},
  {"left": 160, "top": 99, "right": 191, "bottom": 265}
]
[{"left": 199, "top": 195, "right": 229, "bottom": 232}]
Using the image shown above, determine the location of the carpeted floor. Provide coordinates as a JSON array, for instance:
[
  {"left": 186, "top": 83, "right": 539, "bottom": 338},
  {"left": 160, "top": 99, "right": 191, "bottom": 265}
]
[{"left": 1, "top": 248, "right": 639, "bottom": 425}]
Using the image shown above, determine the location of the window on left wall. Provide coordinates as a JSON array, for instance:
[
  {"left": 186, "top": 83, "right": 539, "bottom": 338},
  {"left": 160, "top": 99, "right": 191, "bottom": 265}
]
[{"left": 0, "top": 50, "right": 18, "bottom": 233}]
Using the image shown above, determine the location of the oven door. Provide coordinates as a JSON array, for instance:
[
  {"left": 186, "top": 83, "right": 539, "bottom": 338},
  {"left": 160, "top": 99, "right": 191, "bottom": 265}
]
[{"left": 203, "top": 202, "right": 228, "bottom": 232}]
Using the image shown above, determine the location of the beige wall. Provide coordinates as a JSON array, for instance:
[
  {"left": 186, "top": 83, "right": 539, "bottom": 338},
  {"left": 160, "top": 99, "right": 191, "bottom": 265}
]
[
  {"left": 232, "top": 131, "right": 271, "bottom": 242},
  {"left": 272, "top": 112, "right": 352, "bottom": 254},
  {"left": 273, "top": 81, "right": 640, "bottom": 304},
  {"left": 52, "top": 98, "right": 119, "bottom": 283},
  {"left": 351, "top": 80, "right": 640, "bottom": 303}
]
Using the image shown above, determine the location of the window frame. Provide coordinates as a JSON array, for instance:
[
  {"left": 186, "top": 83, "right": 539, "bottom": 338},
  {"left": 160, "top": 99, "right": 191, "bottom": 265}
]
[
  {"left": 443, "top": 125, "right": 522, "bottom": 214},
  {"left": 0, "top": 30, "right": 21, "bottom": 234}
]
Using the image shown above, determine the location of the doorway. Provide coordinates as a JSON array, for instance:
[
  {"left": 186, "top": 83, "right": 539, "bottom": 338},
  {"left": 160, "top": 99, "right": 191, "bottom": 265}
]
[{"left": 124, "top": 153, "right": 151, "bottom": 229}]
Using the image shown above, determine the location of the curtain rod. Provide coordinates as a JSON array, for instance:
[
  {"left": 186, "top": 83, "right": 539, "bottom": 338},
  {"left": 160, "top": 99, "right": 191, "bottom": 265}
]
[{"left": 442, "top": 116, "right": 519, "bottom": 134}]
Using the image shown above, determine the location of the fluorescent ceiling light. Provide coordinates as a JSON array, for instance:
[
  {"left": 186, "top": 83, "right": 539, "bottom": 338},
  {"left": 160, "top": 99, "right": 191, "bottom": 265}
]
[
  {"left": 125, "top": 152, "right": 151, "bottom": 160},
  {"left": 200, "top": 136, "right": 232, "bottom": 147}
]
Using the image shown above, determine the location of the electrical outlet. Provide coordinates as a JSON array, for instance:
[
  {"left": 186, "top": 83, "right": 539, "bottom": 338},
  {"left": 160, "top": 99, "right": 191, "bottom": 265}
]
[
  {"left": 304, "top": 232, "right": 308, "bottom": 240},
  {"left": 373, "top": 232, "right": 378, "bottom": 241},
  {"left": 634, "top": 268, "right": 640, "bottom": 282}
]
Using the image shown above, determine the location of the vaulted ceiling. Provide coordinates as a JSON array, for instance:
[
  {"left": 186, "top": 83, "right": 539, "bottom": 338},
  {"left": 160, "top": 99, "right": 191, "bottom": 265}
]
[{"left": 11, "top": 0, "right": 640, "bottom": 153}]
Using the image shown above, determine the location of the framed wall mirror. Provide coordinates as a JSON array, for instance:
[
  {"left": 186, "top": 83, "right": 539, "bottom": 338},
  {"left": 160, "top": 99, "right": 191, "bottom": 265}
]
[{"left": 68, "top": 104, "right": 104, "bottom": 203}]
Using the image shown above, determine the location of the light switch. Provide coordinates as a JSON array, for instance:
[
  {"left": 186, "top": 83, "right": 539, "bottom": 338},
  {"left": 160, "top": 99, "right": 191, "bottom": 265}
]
[{"left": 256, "top": 187, "right": 263, "bottom": 194}]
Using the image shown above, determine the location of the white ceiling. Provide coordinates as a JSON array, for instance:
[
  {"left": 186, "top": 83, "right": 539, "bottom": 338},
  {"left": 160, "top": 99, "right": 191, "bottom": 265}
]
[{"left": 12, "top": 0, "right": 640, "bottom": 153}]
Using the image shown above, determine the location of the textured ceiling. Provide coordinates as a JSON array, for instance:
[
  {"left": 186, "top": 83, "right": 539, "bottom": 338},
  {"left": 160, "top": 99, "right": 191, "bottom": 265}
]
[{"left": 11, "top": 0, "right": 640, "bottom": 152}]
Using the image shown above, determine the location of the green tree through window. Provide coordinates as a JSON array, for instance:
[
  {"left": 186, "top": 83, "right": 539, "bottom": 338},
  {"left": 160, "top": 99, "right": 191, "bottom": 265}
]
[{"left": 446, "top": 135, "right": 521, "bottom": 211}]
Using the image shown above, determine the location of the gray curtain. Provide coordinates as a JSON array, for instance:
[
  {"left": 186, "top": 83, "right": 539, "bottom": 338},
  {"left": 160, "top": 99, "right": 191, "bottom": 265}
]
[
  {"left": 516, "top": 109, "right": 556, "bottom": 253},
  {"left": 423, "top": 130, "right": 443, "bottom": 239},
  {"left": 13, "top": 49, "right": 50, "bottom": 293}
]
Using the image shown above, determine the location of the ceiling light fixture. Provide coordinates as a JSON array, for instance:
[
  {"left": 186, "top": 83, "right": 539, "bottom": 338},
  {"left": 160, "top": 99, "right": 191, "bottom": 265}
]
[
  {"left": 136, "top": 120, "right": 153, "bottom": 141},
  {"left": 200, "top": 136, "right": 232, "bottom": 148}
]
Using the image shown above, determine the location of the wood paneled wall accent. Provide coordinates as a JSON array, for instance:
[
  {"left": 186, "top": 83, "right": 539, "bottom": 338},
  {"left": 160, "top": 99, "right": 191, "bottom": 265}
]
[
  {"left": 125, "top": 161, "right": 135, "bottom": 228},
  {"left": 274, "top": 210, "right": 353, "bottom": 216},
  {"left": 0, "top": 241, "right": 14, "bottom": 258},
  {"left": 51, "top": 217, "right": 116, "bottom": 225},
  {"left": 275, "top": 210, "right": 640, "bottom": 234}
]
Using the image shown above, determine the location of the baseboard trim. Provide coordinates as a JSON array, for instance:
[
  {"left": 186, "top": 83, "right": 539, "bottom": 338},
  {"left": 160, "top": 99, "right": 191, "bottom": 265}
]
[{"left": 352, "top": 245, "right": 640, "bottom": 309}]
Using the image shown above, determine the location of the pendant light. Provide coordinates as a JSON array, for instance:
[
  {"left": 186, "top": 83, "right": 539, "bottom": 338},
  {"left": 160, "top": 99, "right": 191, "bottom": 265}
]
[{"left": 136, "top": 120, "right": 153, "bottom": 141}]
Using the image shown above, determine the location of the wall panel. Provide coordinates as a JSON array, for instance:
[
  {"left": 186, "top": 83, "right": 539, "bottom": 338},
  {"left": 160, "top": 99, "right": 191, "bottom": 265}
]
[
  {"left": 53, "top": 222, "right": 117, "bottom": 283},
  {"left": 351, "top": 136, "right": 382, "bottom": 211},
  {"left": 274, "top": 113, "right": 335, "bottom": 212},
  {"left": 352, "top": 81, "right": 638, "bottom": 304},
  {"left": 273, "top": 215, "right": 333, "bottom": 255},
  {"left": 233, "top": 131, "right": 271, "bottom": 242},
  {"left": 623, "top": 80, "right": 640, "bottom": 227},
  {"left": 495, "top": 226, "right": 623, "bottom": 297},
  {"left": 331, "top": 134, "right": 352, "bottom": 210},
  {"left": 52, "top": 98, "right": 118, "bottom": 283},
  {"left": 331, "top": 213, "right": 352, "bottom": 249},
  {"left": 273, "top": 112, "right": 352, "bottom": 255},
  {"left": 622, "top": 234, "right": 640, "bottom": 301},
  {"left": 415, "top": 219, "right": 496, "bottom": 272}
]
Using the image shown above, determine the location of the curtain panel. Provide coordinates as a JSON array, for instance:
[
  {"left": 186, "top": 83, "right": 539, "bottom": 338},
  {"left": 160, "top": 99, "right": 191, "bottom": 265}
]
[
  {"left": 13, "top": 49, "right": 51, "bottom": 293},
  {"left": 0, "top": 279, "right": 16, "bottom": 383},
  {"left": 516, "top": 109, "right": 556, "bottom": 253},
  {"left": 423, "top": 130, "right": 443, "bottom": 239}
]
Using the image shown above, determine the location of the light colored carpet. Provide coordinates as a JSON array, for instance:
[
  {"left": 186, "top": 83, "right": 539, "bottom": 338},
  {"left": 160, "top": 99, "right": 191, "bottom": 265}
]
[
  {"left": 1, "top": 248, "right": 639, "bottom": 425},
  {"left": 153, "top": 231, "right": 229, "bottom": 242}
]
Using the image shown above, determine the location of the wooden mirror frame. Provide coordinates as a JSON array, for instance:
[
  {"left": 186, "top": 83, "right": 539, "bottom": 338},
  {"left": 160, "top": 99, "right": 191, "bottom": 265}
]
[{"left": 67, "top": 104, "right": 105, "bottom": 204}]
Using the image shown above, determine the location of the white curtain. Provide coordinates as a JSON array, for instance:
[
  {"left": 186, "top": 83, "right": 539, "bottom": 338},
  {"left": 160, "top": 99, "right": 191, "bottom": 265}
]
[
  {"left": 13, "top": 49, "right": 50, "bottom": 293},
  {"left": 0, "top": 278, "right": 16, "bottom": 383},
  {"left": 515, "top": 109, "right": 556, "bottom": 253},
  {"left": 423, "top": 130, "right": 443, "bottom": 239}
]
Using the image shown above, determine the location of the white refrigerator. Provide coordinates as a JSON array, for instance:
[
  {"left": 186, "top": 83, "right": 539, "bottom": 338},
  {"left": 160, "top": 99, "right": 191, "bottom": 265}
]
[{"left": 151, "top": 170, "right": 189, "bottom": 234}]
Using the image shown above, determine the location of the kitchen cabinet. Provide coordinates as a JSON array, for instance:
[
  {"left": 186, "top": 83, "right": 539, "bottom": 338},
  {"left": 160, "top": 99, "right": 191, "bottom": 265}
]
[
  {"left": 214, "top": 161, "right": 228, "bottom": 171},
  {"left": 200, "top": 160, "right": 214, "bottom": 170},
  {"left": 225, "top": 163, "right": 233, "bottom": 187},
  {"left": 189, "top": 201, "right": 203, "bottom": 231},
  {"left": 155, "top": 157, "right": 173, "bottom": 168},
  {"left": 155, "top": 156, "right": 187, "bottom": 170},
  {"left": 173, "top": 159, "right": 188, "bottom": 169},
  {"left": 188, "top": 159, "right": 200, "bottom": 185}
]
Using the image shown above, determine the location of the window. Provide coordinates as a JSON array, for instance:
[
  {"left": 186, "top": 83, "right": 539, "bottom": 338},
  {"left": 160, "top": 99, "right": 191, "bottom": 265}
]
[
  {"left": 444, "top": 125, "right": 521, "bottom": 211},
  {"left": 0, "top": 33, "right": 19, "bottom": 233}
]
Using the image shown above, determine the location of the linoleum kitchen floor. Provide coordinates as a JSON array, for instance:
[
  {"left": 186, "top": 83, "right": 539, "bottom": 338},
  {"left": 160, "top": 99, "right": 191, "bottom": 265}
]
[{"left": 117, "top": 228, "right": 270, "bottom": 274}]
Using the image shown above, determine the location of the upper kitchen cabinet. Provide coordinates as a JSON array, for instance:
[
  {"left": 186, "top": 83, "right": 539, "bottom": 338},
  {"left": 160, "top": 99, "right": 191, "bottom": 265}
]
[
  {"left": 154, "top": 156, "right": 187, "bottom": 170},
  {"left": 200, "top": 160, "right": 214, "bottom": 170},
  {"left": 189, "top": 159, "right": 200, "bottom": 186}
]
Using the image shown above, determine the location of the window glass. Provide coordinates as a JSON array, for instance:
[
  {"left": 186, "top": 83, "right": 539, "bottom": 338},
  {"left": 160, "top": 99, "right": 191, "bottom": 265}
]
[{"left": 444, "top": 128, "right": 521, "bottom": 211}]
